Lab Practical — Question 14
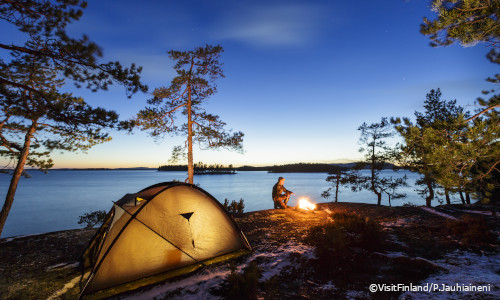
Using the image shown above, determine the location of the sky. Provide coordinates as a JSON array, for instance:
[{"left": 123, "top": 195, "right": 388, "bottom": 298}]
[{"left": 2, "top": 0, "right": 497, "bottom": 168}]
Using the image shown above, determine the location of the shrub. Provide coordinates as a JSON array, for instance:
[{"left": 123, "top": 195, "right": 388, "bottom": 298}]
[
  {"left": 223, "top": 198, "right": 245, "bottom": 216},
  {"left": 78, "top": 210, "right": 107, "bottom": 228}
]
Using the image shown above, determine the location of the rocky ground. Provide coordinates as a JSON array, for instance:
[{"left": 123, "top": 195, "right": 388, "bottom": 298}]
[{"left": 0, "top": 202, "right": 499, "bottom": 299}]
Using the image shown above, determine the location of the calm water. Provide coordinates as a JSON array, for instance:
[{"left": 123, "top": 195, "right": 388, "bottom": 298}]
[{"left": 0, "top": 170, "right": 462, "bottom": 238}]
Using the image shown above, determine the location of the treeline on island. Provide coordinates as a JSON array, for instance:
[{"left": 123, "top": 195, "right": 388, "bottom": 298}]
[{"left": 158, "top": 163, "right": 236, "bottom": 175}]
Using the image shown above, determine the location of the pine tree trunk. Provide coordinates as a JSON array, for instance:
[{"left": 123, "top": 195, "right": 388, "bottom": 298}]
[
  {"left": 465, "top": 192, "right": 471, "bottom": 205},
  {"left": 376, "top": 191, "right": 382, "bottom": 206},
  {"left": 425, "top": 178, "right": 434, "bottom": 207},
  {"left": 458, "top": 189, "right": 466, "bottom": 204},
  {"left": 187, "top": 85, "right": 194, "bottom": 184},
  {"left": 388, "top": 195, "right": 391, "bottom": 207},
  {"left": 335, "top": 176, "right": 339, "bottom": 203},
  {"left": 0, "top": 122, "right": 36, "bottom": 236},
  {"left": 445, "top": 188, "right": 451, "bottom": 205}
]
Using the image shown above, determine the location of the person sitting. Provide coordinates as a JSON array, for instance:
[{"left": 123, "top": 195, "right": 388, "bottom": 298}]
[{"left": 272, "top": 177, "right": 295, "bottom": 209}]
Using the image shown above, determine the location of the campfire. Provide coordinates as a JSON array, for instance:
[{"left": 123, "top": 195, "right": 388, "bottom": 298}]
[{"left": 297, "top": 198, "right": 316, "bottom": 211}]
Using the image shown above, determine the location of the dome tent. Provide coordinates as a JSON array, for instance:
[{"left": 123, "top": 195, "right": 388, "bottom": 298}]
[{"left": 79, "top": 182, "right": 251, "bottom": 298}]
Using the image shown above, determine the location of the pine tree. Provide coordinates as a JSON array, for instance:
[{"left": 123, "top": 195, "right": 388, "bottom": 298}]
[
  {"left": 379, "top": 176, "right": 408, "bottom": 207},
  {"left": 130, "top": 45, "right": 243, "bottom": 184},
  {"left": 393, "top": 90, "right": 458, "bottom": 206},
  {"left": 0, "top": 41, "right": 120, "bottom": 235},
  {"left": 421, "top": 2, "right": 500, "bottom": 203},
  {"left": 356, "top": 117, "right": 395, "bottom": 206},
  {"left": 0, "top": 1, "right": 147, "bottom": 236},
  {"left": 322, "top": 168, "right": 361, "bottom": 203}
]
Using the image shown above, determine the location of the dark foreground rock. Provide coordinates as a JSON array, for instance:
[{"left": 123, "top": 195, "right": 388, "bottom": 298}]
[{"left": 0, "top": 202, "right": 498, "bottom": 299}]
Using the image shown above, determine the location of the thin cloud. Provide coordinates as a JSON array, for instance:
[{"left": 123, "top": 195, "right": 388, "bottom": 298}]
[{"left": 212, "top": 4, "right": 326, "bottom": 47}]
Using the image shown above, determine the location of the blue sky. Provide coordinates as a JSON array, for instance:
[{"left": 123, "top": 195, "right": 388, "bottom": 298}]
[{"left": 3, "top": 0, "right": 497, "bottom": 168}]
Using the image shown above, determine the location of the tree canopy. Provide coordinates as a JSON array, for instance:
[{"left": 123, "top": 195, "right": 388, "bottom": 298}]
[
  {"left": 0, "top": 40, "right": 119, "bottom": 171},
  {"left": 393, "top": 89, "right": 499, "bottom": 205},
  {"left": 0, "top": 0, "right": 147, "bottom": 96},
  {"left": 421, "top": 0, "right": 500, "bottom": 49},
  {"left": 421, "top": 0, "right": 500, "bottom": 115}
]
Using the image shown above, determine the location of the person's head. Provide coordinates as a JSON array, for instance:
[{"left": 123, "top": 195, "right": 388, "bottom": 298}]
[{"left": 278, "top": 177, "right": 285, "bottom": 184}]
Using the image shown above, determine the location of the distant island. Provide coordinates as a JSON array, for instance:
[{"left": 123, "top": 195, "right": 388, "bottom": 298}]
[
  {"left": 267, "top": 163, "right": 351, "bottom": 173},
  {"left": 267, "top": 162, "right": 400, "bottom": 173}
]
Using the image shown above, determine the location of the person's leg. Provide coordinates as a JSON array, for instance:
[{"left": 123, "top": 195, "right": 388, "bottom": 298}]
[
  {"left": 277, "top": 200, "right": 286, "bottom": 209},
  {"left": 274, "top": 197, "right": 287, "bottom": 209}
]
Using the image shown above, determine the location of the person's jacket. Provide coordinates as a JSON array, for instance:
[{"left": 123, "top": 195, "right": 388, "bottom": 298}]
[{"left": 272, "top": 182, "right": 292, "bottom": 200}]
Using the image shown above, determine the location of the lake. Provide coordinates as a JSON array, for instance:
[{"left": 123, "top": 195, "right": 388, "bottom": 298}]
[{"left": 0, "top": 169, "right": 462, "bottom": 238}]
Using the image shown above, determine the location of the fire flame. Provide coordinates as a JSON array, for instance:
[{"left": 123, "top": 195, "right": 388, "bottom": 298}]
[{"left": 298, "top": 198, "right": 316, "bottom": 211}]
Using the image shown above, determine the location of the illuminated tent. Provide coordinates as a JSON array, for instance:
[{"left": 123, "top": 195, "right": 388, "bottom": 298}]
[{"left": 79, "top": 182, "right": 251, "bottom": 298}]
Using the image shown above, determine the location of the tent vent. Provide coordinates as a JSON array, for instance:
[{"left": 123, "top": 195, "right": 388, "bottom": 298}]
[
  {"left": 135, "top": 197, "right": 146, "bottom": 206},
  {"left": 180, "top": 212, "right": 194, "bottom": 221}
]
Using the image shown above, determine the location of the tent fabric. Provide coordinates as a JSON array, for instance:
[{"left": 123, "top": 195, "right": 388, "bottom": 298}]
[{"left": 80, "top": 182, "right": 251, "bottom": 296}]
